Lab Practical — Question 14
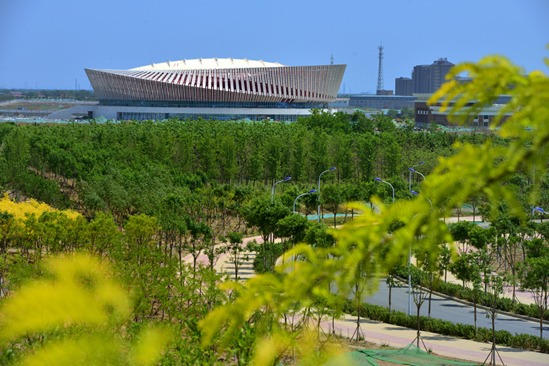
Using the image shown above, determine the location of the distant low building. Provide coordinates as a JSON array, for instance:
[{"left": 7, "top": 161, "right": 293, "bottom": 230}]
[
  {"left": 348, "top": 94, "right": 415, "bottom": 110},
  {"left": 375, "top": 89, "right": 393, "bottom": 96},
  {"left": 414, "top": 93, "right": 511, "bottom": 129},
  {"left": 328, "top": 98, "right": 350, "bottom": 108}
]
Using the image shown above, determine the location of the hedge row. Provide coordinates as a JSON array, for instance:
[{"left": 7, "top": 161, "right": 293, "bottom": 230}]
[
  {"left": 394, "top": 266, "right": 549, "bottom": 321},
  {"left": 343, "top": 300, "right": 549, "bottom": 354},
  {"left": 435, "top": 280, "right": 549, "bottom": 321}
]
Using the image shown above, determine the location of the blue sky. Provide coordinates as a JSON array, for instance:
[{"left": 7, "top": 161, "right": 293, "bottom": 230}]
[{"left": 0, "top": 0, "right": 547, "bottom": 93}]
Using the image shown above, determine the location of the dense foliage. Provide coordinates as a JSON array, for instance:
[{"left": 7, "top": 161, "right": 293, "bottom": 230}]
[
  {"left": 0, "top": 113, "right": 492, "bottom": 220},
  {"left": 0, "top": 54, "right": 547, "bottom": 365}
]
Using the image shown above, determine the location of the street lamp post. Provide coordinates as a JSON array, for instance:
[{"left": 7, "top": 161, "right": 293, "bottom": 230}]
[
  {"left": 532, "top": 206, "right": 546, "bottom": 222},
  {"left": 317, "top": 167, "right": 336, "bottom": 222},
  {"left": 374, "top": 177, "right": 395, "bottom": 203},
  {"left": 410, "top": 190, "right": 432, "bottom": 208},
  {"left": 408, "top": 162, "right": 425, "bottom": 191},
  {"left": 294, "top": 189, "right": 316, "bottom": 214},
  {"left": 271, "top": 176, "right": 291, "bottom": 203},
  {"left": 408, "top": 241, "right": 412, "bottom": 316},
  {"left": 408, "top": 166, "right": 426, "bottom": 190}
]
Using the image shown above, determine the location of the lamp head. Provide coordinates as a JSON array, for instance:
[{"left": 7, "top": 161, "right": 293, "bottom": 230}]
[
  {"left": 411, "top": 190, "right": 419, "bottom": 195},
  {"left": 308, "top": 189, "right": 317, "bottom": 194},
  {"left": 408, "top": 167, "right": 415, "bottom": 172},
  {"left": 284, "top": 176, "right": 292, "bottom": 181},
  {"left": 330, "top": 166, "right": 336, "bottom": 171},
  {"left": 375, "top": 177, "right": 382, "bottom": 182}
]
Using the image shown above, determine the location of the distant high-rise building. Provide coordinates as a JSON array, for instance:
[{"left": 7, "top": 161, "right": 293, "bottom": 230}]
[
  {"left": 412, "top": 58, "right": 454, "bottom": 93},
  {"left": 429, "top": 58, "right": 454, "bottom": 91},
  {"left": 395, "top": 77, "right": 413, "bottom": 96},
  {"left": 412, "top": 65, "right": 431, "bottom": 93}
]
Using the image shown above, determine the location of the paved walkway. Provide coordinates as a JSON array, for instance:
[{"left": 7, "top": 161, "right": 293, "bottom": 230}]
[
  {"left": 182, "top": 235, "right": 259, "bottom": 281},
  {"left": 182, "top": 225, "right": 547, "bottom": 365},
  {"left": 319, "top": 315, "right": 547, "bottom": 366}
]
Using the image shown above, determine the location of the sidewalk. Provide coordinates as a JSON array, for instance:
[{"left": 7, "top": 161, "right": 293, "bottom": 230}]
[{"left": 323, "top": 314, "right": 547, "bottom": 366}]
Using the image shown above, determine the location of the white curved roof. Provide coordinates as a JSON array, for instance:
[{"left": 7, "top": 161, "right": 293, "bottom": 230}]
[{"left": 131, "top": 58, "right": 285, "bottom": 71}]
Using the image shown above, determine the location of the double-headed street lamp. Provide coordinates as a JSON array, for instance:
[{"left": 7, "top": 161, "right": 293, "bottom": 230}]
[
  {"left": 271, "top": 176, "right": 291, "bottom": 203},
  {"left": 408, "top": 166, "right": 426, "bottom": 189},
  {"left": 374, "top": 177, "right": 395, "bottom": 203},
  {"left": 410, "top": 190, "right": 432, "bottom": 208},
  {"left": 294, "top": 189, "right": 316, "bottom": 214},
  {"left": 532, "top": 206, "right": 546, "bottom": 222},
  {"left": 408, "top": 162, "right": 425, "bottom": 190},
  {"left": 317, "top": 167, "right": 336, "bottom": 222}
]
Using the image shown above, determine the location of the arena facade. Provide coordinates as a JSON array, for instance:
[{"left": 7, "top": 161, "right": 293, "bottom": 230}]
[{"left": 50, "top": 58, "right": 346, "bottom": 122}]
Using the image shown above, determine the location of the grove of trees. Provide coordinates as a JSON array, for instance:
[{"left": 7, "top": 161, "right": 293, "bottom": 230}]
[{"left": 0, "top": 54, "right": 547, "bottom": 364}]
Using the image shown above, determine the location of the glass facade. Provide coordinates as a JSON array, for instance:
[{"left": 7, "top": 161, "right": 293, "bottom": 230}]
[
  {"left": 117, "top": 112, "right": 303, "bottom": 122},
  {"left": 102, "top": 99, "right": 324, "bottom": 109}
]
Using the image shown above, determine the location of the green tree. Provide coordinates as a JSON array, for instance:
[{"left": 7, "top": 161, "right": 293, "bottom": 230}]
[
  {"left": 0, "top": 128, "right": 30, "bottom": 199},
  {"left": 224, "top": 231, "right": 245, "bottom": 281},
  {"left": 275, "top": 214, "right": 309, "bottom": 246},
  {"left": 87, "top": 212, "right": 122, "bottom": 257},
  {"left": 242, "top": 196, "right": 290, "bottom": 271},
  {"left": 519, "top": 248, "right": 549, "bottom": 339},
  {"left": 321, "top": 184, "right": 343, "bottom": 227}
]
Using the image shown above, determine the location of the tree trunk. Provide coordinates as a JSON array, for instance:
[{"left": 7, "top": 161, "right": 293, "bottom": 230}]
[
  {"left": 355, "top": 281, "right": 361, "bottom": 342},
  {"left": 428, "top": 288, "right": 432, "bottom": 320},
  {"left": 474, "top": 298, "right": 477, "bottom": 336},
  {"left": 428, "top": 274, "right": 433, "bottom": 320},
  {"left": 491, "top": 308, "right": 496, "bottom": 366},
  {"left": 539, "top": 312, "right": 543, "bottom": 340},
  {"left": 388, "top": 281, "right": 392, "bottom": 314},
  {"left": 416, "top": 304, "right": 421, "bottom": 348},
  {"left": 234, "top": 251, "right": 239, "bottom": 281}
]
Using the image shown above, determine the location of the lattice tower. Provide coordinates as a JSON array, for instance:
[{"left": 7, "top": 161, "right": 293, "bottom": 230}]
[{"left": 377, "top": 44, "right": 384, "bottom": 91}]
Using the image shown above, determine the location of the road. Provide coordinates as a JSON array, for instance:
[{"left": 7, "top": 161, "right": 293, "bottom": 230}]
[
  {"left": 358, "top": 278, "right": 546, "bottom": 338},
  {"left": 186, "top": 230, "right": 546, "bottom": 338}
]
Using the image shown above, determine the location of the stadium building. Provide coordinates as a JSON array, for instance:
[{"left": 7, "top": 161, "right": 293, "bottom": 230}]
[{"left": 52, "top": 58, "right": 346, "bottom": 121}]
